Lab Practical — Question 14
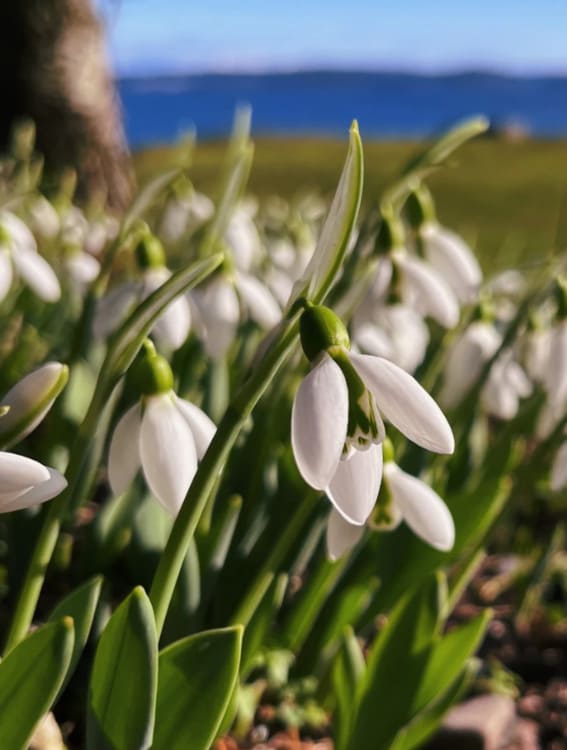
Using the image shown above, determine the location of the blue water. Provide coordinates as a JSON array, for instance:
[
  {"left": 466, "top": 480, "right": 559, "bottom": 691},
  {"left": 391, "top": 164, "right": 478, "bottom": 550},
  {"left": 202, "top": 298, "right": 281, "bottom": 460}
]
[{"left": 118, "top": 71, "right": 567, "bottom": 147}]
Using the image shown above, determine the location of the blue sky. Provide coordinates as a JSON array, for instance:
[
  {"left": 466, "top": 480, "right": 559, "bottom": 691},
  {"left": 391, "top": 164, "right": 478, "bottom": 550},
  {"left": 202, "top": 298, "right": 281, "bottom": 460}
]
[{"left": 101, "top": 0, "right": 567, "bottom": 77}]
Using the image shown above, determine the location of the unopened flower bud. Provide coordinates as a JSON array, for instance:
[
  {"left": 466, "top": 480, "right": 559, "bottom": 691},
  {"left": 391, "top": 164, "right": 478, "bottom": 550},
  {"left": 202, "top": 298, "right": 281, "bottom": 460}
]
[{"left": 0, "top": 362, "right": 69, "bottom": 448}]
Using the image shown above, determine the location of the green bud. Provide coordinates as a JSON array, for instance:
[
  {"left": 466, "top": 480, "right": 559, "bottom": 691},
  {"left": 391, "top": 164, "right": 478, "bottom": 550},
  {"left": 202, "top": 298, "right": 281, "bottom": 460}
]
[
  {"left": 406, "top": 183, "right": 436, "bottom": 229},
  {"left": 299, "top": 304, "right": 350, "bottom": 361},
  {"left": 375, "top": 212, "right": 405, "bottom": 255},
  {"left": 127, "top": 340, "right": 174, "bottom": 396},
  {"left": 135, "top": 233, "right": 166, "bottom": 270}
]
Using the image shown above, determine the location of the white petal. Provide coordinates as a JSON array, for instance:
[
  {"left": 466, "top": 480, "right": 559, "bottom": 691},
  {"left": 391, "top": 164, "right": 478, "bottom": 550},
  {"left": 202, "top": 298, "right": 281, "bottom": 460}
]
[
  {"left": 326, "top": 508, "right": 365, "bottom": 560},
  {"left": 235, "top": 271, "right": 281, "bottom": 329},
  {"left": 173, "top": 396, "right": 216, "bottom": 460},
  {"left": 350, "top": 352, "right": 454, "bottom": 454},
  {"left": 422, "top": 223, "right": 482, "bottom": 304},
  {"left": 546, "top": 321, "right": 567, "bottom": 406},
  {"left": 140, "top": 393, "right": 198, "bottom": 515},
  {"left": 0, "top": 361, "right": 67, "bottom": 444},
  {"left": 384, "top": 462, "right": 455, "bottom": 551},
  {"left": 192, "top": 277, "right": 240, "bottom": 360},
  {"left": 225, "top": 212, "right": 262, "bottom": 272},
  {"left": 291, "top": 354, "right": 349, "bottom": 490},
  {"left": 0, "top": 451, "right": 50, "bottom": 493},
  {"left": 353, "top": 323, "right": 394, "bottom": 360},
  {"left": 12, "top": 244, "right": 61, "bottom": 302},
  {"left": 108, "top": 403, "right": 142, "bottom": 495},
  {"left": 551, "top": 442, "right": 567, "bottom": 492},
  {"left": 327, "top": 442, "right": 383, "bottom": 525},
  {"left": 0, "top": 249, "right": 13, "bottom": 303},
  {"left": 66, "top": 253, "right": 100, "bottom": 285},
  {"left": 395, "top": 252, "right": 459, "bottom": 329},
  {"left": 0, "top": 466, "right": 67, "bottom": 512},
  {"left": 0, "top": 212, "right": 37, "bottom": 252}
]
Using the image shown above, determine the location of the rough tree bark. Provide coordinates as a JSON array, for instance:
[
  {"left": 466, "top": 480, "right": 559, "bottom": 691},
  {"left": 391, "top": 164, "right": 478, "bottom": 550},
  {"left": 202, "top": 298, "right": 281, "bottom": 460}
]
[{"left": 0, "top": 0, "right": 134, "bottom": 210}]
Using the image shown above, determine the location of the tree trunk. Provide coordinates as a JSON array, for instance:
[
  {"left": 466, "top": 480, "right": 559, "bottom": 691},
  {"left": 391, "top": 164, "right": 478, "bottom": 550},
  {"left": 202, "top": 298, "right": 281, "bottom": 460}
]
[{"left": 0, "top": 0, "right": 133, "bottom": 210}]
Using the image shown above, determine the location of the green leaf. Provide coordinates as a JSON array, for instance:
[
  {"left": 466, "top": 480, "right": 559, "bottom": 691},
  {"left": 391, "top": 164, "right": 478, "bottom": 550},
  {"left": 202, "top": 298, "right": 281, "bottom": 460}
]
[
  {"left": 289, "top": 120, "right": 364, "bottom": 307},
  {"left": 153, "top": 626, "right": 243, "bottom": 750},
  {"left": 392, "top": 659, "right": 479, "bottom": 750},
  {"left": 0, "top": 618, "right": 74, "bottom": 750},
  {"left": 240, "top": 573, "right": 287, "bottom": 677},
  {"left": 332, "top": 627, "right": 366, "bottom": 750},
  {"left": 87, "top": 586, "right": 158, "bottom": 750},
  {"left": 347, "top": 574, "right": 447, "bottom": 750},
  {"left": 49, "top": 576, "right": 103, "bottom": 694}
]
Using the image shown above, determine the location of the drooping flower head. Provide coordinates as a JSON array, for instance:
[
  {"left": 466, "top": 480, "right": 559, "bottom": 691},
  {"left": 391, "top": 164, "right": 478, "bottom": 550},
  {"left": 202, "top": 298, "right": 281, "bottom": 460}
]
[{"left": 292, "top": 302, "right": 454, "bottom": 529}]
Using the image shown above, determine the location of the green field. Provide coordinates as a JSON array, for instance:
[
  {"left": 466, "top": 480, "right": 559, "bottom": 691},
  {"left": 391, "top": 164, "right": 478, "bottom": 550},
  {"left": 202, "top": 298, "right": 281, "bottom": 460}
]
[{"left": 134, "top": 137, "right": 567, "bottom": 272}]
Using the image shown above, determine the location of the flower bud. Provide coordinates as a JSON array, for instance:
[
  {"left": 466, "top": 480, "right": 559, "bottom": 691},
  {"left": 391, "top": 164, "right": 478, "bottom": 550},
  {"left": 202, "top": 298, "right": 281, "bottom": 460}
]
[
  {"left": 0, "top": 362, "right": 69, "bottom": 448},
  {"left": 406, "top": 183, "right": 436, "bottom": 229},
  {"left": 135, "top": 233, "right": 166, "bottom": 270},
  {"left": 299, "top": 304, "right": 350, "bottom": 361},
  {"left": 375, "top": 212, "right": 405, "bottom": 255},
  {"left": 126, "top": 340, "right": 174, "bottom": 396}
]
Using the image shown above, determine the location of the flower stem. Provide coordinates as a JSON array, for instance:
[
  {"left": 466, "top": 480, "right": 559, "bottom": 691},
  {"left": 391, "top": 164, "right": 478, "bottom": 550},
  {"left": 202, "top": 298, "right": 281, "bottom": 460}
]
[{"left": 149, "top": 314, "right": 301, "bottom": 637}]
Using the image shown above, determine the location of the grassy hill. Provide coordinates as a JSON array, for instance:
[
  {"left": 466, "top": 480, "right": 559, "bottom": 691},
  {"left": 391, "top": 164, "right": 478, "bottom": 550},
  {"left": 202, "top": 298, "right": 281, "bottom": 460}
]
[{"left": 134, "top": 136, "right": 567, "bottom": 271}]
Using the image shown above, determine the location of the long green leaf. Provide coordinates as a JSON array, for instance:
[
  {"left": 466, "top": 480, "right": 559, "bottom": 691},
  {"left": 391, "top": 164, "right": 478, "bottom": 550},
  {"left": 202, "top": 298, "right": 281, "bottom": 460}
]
[
  {"left": 332, "top": 627, "right": 366, "bottom": 750},
  {"left": 153, "top": 626, "right": 243, "bottom": 750},
  {"left": 49, "top": 576, "right": 103, "bottom": 694},
  {"left": 288, "top": 120, "right": 364, "bottom": 307},
  {"left": 87, "top": 587, "right": 158, "bottom": 750},
  {"left": 0, "top": 618, "right": 74, "bottom": 750}
]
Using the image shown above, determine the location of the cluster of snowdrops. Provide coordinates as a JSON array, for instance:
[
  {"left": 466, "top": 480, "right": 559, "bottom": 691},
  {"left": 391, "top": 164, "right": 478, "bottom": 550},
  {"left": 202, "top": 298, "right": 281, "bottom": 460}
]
[{"left": 0, "top": 115, "right": 565, "bottom": 750}]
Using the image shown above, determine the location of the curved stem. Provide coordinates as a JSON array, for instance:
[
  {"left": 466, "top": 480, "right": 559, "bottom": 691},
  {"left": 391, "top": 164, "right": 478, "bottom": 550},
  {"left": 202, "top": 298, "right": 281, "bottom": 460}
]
[{"left": 149, "top": 314, "right": 300, "bottom": 637}]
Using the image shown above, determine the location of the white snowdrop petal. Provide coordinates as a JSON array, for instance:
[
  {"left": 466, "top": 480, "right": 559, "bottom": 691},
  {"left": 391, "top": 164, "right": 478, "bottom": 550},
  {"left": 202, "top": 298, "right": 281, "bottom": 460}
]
[
  {"left": 326, "top": 508, "right": 365, "bottom": 561},
  {"left": 422, "top": 224, "right": 482, "bottom": 304},
  {"left": 0, "top": 249, "right": 13, "bottom": 303},
  {"left": 66, "top": 253, "right": 100, "bottom": 285},
  {"left": 12, "top": 244, "right": 61, "bottom": 302},
  {"left": 384, "top": 463, "right": 455, "bottom": 551},
  {"left": 0, "top": 451, "right": 50, "bottom": 492},
  {"left": 151, "top": 294, "right": 192, "bottom": 351},
  {"left": 193, "top": 277, "right": 240, "bottom": 360},
  {"left": 0, "top": 466, "right": 67, "bottom": 512},
  {"left": 235, "top": 271, "right": 281, "bottom": 329},
  {"left": 396, "top": 253, "right": 460, "bottom": 329},
  {"left": 108, "top": 403, "right": 142, "bottom": 496},
  {"left": 353, "top": 323, "right": 394, "bottom": 360},
  {"left": 174, "top": 396, "right": 216, "bottom": 460},
  {"left": 546, "top": 322, "right": 567, "bottom": 406},
  {"left": 327, "top": 442, "right": 383, "bottom": 525},
  {"left": 550, "top": 442, "right": 567, "bottom": 492},
  {"left": 140, "top": 394, "right": 198, "bottom": 515},
  {"left": 291, "top": 354, "right": 349, "bottom": 490},
  {"left": 1, "top": 212, "right": 37, "bottom": 252},
  {"left": 350, "top": 352, "right": 454, "bottom": 454}
]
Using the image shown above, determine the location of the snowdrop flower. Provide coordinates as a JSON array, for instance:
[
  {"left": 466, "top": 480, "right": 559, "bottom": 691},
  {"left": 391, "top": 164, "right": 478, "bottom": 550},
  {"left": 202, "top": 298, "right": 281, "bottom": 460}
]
[
  {"left": 0, "top": 211, "right": 60, "bottom": 303},
  {"left": 94, "top": 232, "right": 191, "bottom": 351},
  {"left": 481, "top": 350, "right": 532, "bottom": 420},
  {"left": 191, "top": 263, "right": 281, "bottom": 360},
  {"left": 27, "top": 195, "right": 60, "bottom": 240},
  {"left": 0, "top": 452, "right": 67, "bottom": 513},
  {"left": 326, "top": 440, "right": 454, "bottom": 559},
  {"left": 159, "top": 180, "right": 214, "bottom": 244},
  {"left": 440, "top": 317, "right": 502, "bottom": 410},
  {"left": 0, "top": 362, "right": 69, "bottom": 448},
  {"left": 407, "top": 184, "right": 482, "bottom": 305},
  {"left": 292, "top": 303, "right": 454, "bottom": 528},
  {"left": 108, "top": 342, "right": 216, "bottom": 515},
  {"left": 225, "top": 201, "right": 263, "bottom": 272},
  {"left": 373, "top": 213, "right": 459, "bottom": 329}
]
